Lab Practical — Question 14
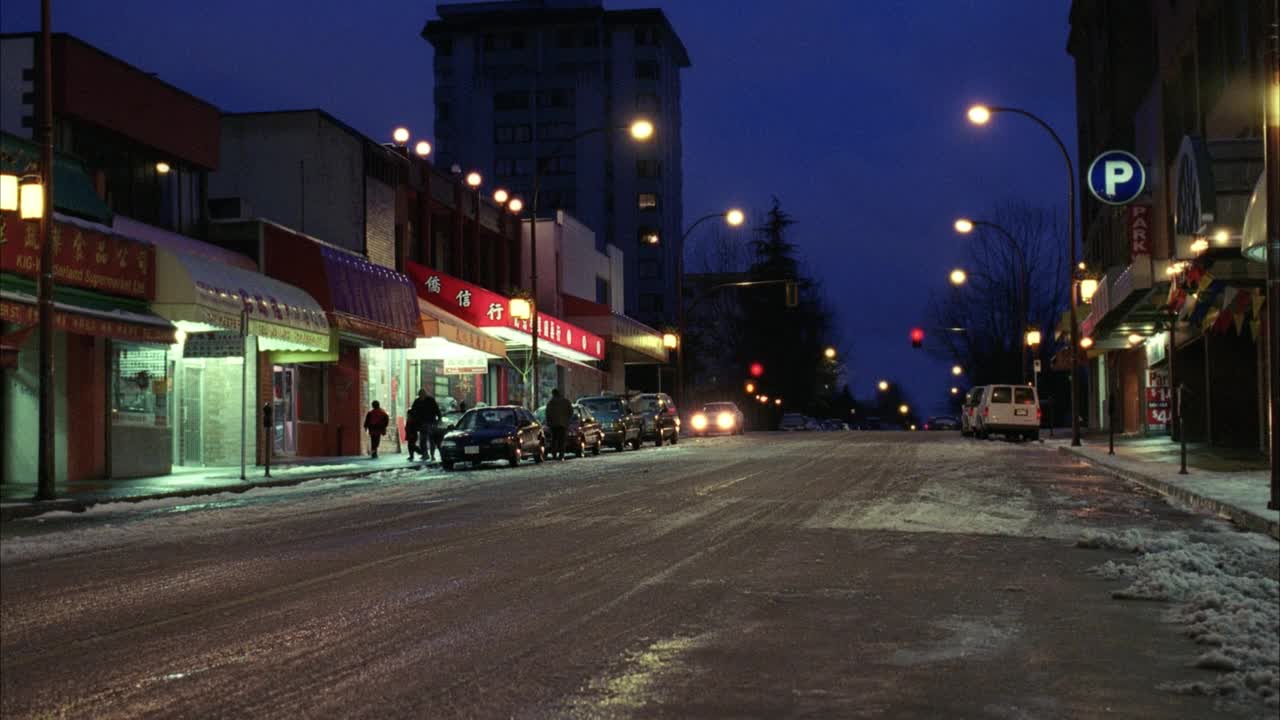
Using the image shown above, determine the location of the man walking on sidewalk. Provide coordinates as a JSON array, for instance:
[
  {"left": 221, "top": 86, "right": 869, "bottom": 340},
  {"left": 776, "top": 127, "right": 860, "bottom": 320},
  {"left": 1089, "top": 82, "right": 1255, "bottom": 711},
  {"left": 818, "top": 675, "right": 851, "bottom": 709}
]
[
  {"left": 545, "top": 388, "right": 572, "bottom": 461},
  {"left": 409, "top": 389, "right": 442, "bottom": 462},
  {"left": 363, "top": 401, "right": 390, "bottom": 459}
]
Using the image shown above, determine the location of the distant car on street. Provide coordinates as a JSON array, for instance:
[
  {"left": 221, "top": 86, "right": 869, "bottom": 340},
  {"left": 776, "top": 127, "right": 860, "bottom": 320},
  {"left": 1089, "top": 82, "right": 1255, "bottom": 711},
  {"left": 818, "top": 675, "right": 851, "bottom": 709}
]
[
  {"left": 961, "top": 386, "right": 987, "bottom": 437},
  {"left": 779, "top": 413, "right": 809, "bottom": 431},
  {"left": 689, "top": 402, "right": 746, "bottom": 436},
  {"left": 577, "top": 394, "right": 643, "bottom": 451},
  {"left": 974, "top": 385, "right": 1041, "bottom": 441},
  {"left": 924, "top": 416, "right": 960, "bottom": 431}
]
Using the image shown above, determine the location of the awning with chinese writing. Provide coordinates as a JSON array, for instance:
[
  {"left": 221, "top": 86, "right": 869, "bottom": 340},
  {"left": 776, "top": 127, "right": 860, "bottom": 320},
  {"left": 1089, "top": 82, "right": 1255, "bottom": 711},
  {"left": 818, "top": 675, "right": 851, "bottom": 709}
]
[
  {"left": 414, "top": 299, "right": 507, "bottom": 360},
  {"left": 151, "top": 246, "right": 331, "bottom": 351},
  {"left": 404, "top": 261, "right": 605, "bottom": 363},
  {"left": 260, "top": 222, "right": 419, "bottom": 348},
  {"left": 1, "top": 289, "right": 176, "bottom": 345}
]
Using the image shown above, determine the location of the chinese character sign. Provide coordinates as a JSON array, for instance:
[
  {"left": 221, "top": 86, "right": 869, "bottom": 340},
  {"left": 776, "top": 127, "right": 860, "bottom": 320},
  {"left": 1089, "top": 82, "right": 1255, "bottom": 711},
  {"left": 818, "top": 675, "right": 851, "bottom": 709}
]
[{"left": 0, "top": 211, "right": 155, "bottom": 299}]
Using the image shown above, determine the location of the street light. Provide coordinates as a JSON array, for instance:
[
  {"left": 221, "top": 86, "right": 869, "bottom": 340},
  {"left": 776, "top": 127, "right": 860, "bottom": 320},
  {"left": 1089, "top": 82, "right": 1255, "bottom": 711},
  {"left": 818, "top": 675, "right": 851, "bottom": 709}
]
[
  {"left": 949, "top": 268, "right": 967, "bottom": 286},
  {"left": 899, "top": 404, "right": 909, "bottom": 415},
  {"left": 952, "top": 365, "right": 963, "bottom": 376},
  {"left": 1080, "top": 278, "right": 1099, "bottom": 302},
  {"left": 823, "top": 346, "right": 837, "bottom": 360},
  {"left": 951, "top": 386, "right": 959, "bottom": 395},
  {"left": 775, "top": 398, "right": 782, "bottom": 406},
  {"left": 953, "top": 218, "right": 975, "bottom": 234},
  {"left": 19, "top": 175, "right": 43, "bottom": 220},
  {"left": 759, "top": 394, "right": 769, "bottom": 403},
  {"left": 0, "top": 172, "right": 17, "bottom": 212},
  {"left": 662, "top": 332, "right": 678, "bottom": 350},
  {"left": 155, "top": 161, "right": 171, "bottom": 175},
  {"left": 392, "top": 126, "right": 410, "bottom": 145},
  {"left": 1025, "top": 329, "right": 1042, "bottom": 347},
  {"left": 414, "top": 140, "right": 432, "bottom": 158},
  {"left": 953, "top": 217, "right": 1031, "bottom": 381},
  {"left": 726, "top": 208, "right": 746, "bottom": 226},
  {"left": 465, "top": 171, "right": 482, "bottom": 188},
  {"left": 878, "top": 380, "right": 890, "bottom": 392},
  {"left": 493, "top": 188, "right": 509, "bottom": 205},
  {"left": 744, "top": 382, "right": 756, "bottom": 394},
  {"left": 967, "top": 101, "right": 1081, "bottom": 446},
  {"left": 509, "top": 296, "right": 532, "bottom": 321},
  {"left": 507, "top": 197, "right": 524, "bottom": 214},
  {"left": 629, "top": 119, "right": 655, "bottom": 141},
  {"left": 1080, "top": 336, "right": 1094, "bottom": 349}
]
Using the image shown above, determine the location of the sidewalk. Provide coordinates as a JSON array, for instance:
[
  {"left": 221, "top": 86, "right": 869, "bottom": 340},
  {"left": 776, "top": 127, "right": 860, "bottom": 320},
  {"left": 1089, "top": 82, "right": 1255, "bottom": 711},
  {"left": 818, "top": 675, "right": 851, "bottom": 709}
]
[
  {"left": 1047, "top": 433, "right": 1278, "bottom": 540},
  {"left": 0, "top": 451, "right": 433, "bottom": 522}
]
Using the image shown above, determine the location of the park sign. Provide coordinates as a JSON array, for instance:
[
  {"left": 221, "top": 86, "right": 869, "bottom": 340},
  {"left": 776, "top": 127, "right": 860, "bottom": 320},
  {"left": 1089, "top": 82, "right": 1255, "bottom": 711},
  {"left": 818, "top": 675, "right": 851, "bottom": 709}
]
[{"left": 1086, "top": 150, "right": 1146, "bottom": 206}]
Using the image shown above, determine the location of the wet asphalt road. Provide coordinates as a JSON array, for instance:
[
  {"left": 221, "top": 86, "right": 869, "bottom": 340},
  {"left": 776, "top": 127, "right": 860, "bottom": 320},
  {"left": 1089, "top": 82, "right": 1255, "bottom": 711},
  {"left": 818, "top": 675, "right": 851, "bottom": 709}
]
[{"left": 0, "top": 432, "right": 1264, "bottom": 718}]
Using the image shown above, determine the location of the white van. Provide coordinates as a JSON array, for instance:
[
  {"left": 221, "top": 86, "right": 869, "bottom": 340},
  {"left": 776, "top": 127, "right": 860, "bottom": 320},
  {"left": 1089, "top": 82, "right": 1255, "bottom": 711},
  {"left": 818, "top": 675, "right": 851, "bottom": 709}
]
[
  {"left": 960, "top": 385, "right": 987, "bottom": 437},
  {"left": 975, "top": 385, "right": 1040, "bottom": 441}
]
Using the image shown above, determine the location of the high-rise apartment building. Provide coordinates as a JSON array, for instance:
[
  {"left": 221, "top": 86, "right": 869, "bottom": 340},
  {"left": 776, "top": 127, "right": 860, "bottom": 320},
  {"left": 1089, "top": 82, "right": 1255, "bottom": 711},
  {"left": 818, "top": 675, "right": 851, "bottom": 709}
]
[{"left": 422, "top": 0, "right": 689, "bottom": 327}]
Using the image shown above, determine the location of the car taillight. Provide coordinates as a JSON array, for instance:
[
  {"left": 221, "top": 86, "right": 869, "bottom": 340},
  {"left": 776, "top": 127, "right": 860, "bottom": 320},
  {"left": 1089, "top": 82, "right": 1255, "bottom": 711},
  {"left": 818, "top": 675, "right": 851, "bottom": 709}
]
[
  {"left": 1037, "top": 407, "right": 1042, "bottom": 420},
  {"left": 982, "top": 406, "right": 989, "bottom": 417}
]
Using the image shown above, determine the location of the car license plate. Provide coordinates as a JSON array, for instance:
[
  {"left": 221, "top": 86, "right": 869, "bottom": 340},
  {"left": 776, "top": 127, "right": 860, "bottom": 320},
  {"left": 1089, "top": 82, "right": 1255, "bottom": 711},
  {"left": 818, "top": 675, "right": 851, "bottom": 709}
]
[
  {"left": 1014, "top": 409, "right": 1029, "bottom": 416},
  {"left": 464, "top": 445, "right": 480, "bottom": 455}
]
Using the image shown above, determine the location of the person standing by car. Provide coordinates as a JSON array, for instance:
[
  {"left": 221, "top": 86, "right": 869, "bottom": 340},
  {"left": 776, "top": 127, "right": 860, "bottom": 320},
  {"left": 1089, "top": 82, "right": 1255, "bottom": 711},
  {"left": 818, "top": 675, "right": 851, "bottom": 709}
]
[
  {"left": 409, "top": 389, "right": 443, "bottom": 462},
  {"left": 545, "top": 388, "right": 573, "bottom": 461},
  {"left": 363, "top": 401, "right": 390, "bottom": 459}
]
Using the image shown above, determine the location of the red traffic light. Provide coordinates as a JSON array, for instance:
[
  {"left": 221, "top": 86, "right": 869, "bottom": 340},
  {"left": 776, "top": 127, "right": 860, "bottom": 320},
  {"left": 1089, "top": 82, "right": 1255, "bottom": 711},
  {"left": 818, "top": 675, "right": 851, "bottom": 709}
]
[
  {"left": 749, "top": 362, "right": 765, "bottom": 378},
  {"left": 910, "top": 327, "right": 925, "bottom": 348}
]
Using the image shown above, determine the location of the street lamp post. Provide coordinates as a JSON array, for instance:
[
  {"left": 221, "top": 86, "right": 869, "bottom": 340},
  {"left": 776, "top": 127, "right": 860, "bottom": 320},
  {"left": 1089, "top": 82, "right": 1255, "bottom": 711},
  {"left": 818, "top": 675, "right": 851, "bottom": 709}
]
[
  {"left": 954, "top": 218, "right": 1032, "bottom": 383},
  {"left": 523, "top": 120, "right": 653, "bottom": 410},
  {"left": 1264, "top": 3, "right": 1279, "bottom": 511},
  {"left": 36, "top": 0, "right": 55, "bottom": 501},
  {"left": 674, "top": 207, "right": 745, "bottom": 409},
  {"left": 968, "top": 104, "right": 1081, "bottom": 446}
]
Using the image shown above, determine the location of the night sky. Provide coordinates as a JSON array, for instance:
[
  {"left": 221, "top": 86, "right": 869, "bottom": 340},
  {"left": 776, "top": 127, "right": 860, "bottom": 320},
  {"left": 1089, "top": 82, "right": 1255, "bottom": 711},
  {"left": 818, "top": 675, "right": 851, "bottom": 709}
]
[{"left": 1, "top": 0, "right": 1076, "bottom": 413}]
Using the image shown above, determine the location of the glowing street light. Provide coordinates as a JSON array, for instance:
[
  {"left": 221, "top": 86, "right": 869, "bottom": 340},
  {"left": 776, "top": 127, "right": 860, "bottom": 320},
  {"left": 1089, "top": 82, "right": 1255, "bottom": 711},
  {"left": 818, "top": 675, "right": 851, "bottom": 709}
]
[
  {"left": 966, "top": 104, "right": 992, "bottom": 126},
  {"left": 1080, "top": 336, "right": 1095, "bottom": 349},
  {"left": 509, "top": 297, "right": 532, "bottom": 321},
  {"left": 744, "top": 382, "right": 756, "bottom": 394},
  {"left": 507, "top": 197, "right": 524, "bottom": 214},
  {"left": 662, "top": 332, "right": 679, "bottom": 349},
  {"left": 465, "top": 171, "right": 482, "bottom": 188},
  {"left": 726, "top": 208, "right": 746, "bottom": 226},
  {"left": 0, "top": 172, "right": 18, "bottom": 212},
  {"left": 878, "top": 380, "right": 890, "bottom": 392},
  {"left": 953, "top": 218, "right": 975, "bottom": 234},
  {"left": 155, "top": 161, "right": 171, "bottom": 175},
  {"left": 1025, "top": 329, "right": 1042, "bottom": 347},
  {"left": 949, "top": 268, "right": 967, "bottom": 286},
  {"left": 414, "top": 140, "right": 432, "bottom": 157},
  {"left": 824, "top": 347, "right": 837, "bottom": 360},
  {"left": 392, "top": 126, "right": 410, "bottom": 145},
  {"left": 774, "top": 398, "right": 783, "bottom": 406},
  {"left": 493, "top": 188, "right": 509, "bottom": 204},
  {"left": 629, "top": 119, "right": 655, "bottom": 141},
  {"left": 951, "top": 387, "right": 959, "bottom": 395},
  {"left": 952, "top": 365, "right": 963, "bottom": 376},
  {"left": 898, "top": 404, "right": 910, "bottom": 415},
  {"left": 759, "top": 395, "right": 769, "bottom": 404}
]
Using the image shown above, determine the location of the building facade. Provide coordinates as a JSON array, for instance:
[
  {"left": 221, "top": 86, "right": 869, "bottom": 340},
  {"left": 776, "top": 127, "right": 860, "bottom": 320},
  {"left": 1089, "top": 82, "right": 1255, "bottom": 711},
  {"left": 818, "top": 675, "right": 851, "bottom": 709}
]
[
  {"left": 421, "top": 0, "right": 689, "bottom": 328},
  {"left": 1068, "top": 0, "right": 1270, "bottom": 451}
]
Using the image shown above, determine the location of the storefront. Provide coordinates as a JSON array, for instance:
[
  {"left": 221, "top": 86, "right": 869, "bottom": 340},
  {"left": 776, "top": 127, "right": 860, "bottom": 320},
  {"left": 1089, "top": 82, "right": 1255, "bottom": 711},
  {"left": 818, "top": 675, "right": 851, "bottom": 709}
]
[
  {"left": 1, "top": 211, "right": 178, "bottom": 486},
  {"left": 562, "top": 293, "right": 669, "bottom": 397},
  {"left": 409, "top": 299, "right": 508, "bottom": 415},
  {"left": 260, "top": 223, "right": 420, "bottom": 458},
  {"left": 405, "top": 262, "right": 605, "bottom": 409}
]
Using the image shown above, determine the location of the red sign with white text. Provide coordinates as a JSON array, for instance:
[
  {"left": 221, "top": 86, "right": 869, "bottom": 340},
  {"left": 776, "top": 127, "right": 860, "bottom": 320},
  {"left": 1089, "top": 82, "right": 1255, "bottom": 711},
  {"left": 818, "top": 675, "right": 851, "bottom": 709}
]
[
  {"left": 1127, "top": 204, "right": 1152, "bottom": 260},
  {"left": 1, "top": 211, "right": 155, "bottom": 300},
  {"left": 404, "top": 261, "right": 605, "bottom": 361}
]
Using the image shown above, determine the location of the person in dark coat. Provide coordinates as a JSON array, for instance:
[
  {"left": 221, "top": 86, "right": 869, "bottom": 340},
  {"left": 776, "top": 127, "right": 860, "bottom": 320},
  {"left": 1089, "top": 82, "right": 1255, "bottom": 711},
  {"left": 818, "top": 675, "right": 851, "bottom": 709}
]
[
  {"left": 544, "top": 388, "right": 573, "bottom": 461},
  {"left": 363, "top": 401, "right": 390, "bottom": 459},
  {"left": 409, "top": 389, "right": 443, "bottom": 462}
]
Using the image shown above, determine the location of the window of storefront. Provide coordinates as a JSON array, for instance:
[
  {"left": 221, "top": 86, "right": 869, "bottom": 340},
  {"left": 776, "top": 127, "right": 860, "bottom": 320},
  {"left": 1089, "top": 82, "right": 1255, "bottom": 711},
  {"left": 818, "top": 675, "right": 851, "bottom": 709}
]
[{"left": 111, "top": 342, "right": 171, "bottom": 477}]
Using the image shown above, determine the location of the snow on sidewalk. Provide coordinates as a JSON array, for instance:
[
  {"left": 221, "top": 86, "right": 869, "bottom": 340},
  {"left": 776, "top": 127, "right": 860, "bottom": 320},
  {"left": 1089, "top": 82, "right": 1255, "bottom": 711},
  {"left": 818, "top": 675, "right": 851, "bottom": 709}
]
[{"left": 1078, "top": 526, "right": 1279, "bottom": 710}]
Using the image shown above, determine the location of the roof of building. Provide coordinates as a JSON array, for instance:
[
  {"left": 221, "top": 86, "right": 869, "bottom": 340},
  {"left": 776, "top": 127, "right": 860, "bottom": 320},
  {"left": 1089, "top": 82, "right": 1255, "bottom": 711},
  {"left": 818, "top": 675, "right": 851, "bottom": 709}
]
[{"left": 422, "top": 1, "right": 690, "bottom": 67}]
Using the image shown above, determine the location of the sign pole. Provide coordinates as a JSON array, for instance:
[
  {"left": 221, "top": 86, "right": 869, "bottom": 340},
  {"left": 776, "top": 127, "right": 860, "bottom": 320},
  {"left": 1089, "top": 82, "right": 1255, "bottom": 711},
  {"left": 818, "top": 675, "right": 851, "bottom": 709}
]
[
  {"left": 35, "top": 0, "right": 56, "bottom": 502},
  {"left": 240, "top": 309, "right": 248, "bottom": 481}
]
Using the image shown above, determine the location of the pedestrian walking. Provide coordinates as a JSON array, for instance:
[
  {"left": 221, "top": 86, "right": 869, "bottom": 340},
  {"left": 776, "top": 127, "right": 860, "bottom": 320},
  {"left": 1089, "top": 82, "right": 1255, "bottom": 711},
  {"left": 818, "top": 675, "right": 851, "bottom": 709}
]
[
  {"left": 410, "top": 389, "right": 443, "bottom": 462},
  {"left": 363, "top": 401, "right": 390, "bottom": 459},
  {"left": 545, "top": 388, "right": 573, "bottom": 461}
]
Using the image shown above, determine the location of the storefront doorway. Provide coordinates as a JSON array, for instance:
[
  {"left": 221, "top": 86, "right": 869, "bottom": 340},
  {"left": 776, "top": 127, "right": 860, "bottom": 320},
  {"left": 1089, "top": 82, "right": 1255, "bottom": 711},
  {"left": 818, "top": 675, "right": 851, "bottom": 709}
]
[
  {"left": 273, "top": 365, "right": 298, "bottom": 457},
  {"left": 179, "top": 363, "right": 204, "bottom": 465}
]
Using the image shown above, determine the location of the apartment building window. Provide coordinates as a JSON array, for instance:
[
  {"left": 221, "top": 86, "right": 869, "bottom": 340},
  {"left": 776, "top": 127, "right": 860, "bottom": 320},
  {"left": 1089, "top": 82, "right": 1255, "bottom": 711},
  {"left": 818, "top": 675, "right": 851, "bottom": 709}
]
[
  {"left": 538, "top": 155, "right": 576, "bottom": 175},
  {"left": 495, "top": 159, "right": 514, "bottom": 177},
  {"left": 639, "top": 259, "right": 662, "bottom": 279},
  {"left": 514, "top": 159, "right": 532, "bottom": 176},
  {"left": 636, "top": 157, "right": 662, "bottom": 178},
  {"left": 494, "top": 91, "right": 529, "bottom": 111},
  {"left": 637, "top": 192, "right": 658, "bottom": 210},
  {"left": 595, "top": 277, "right": 611, "bottom": 306},
  {"left": 636, "top": 93, "right": 661, "bottom": 113},
  {"left": 635, "top": 61, "right": 661, "bottom": 81},
  {"left": 639, "top": 293, "right": 664, "bottom": 313},
  {"left": 495, "top": 124, "right": 532, "bottom": 143},
  {"left": 537, "top": 89, "right": 574, "bottom": 109},
  {"left": 536, "top": 122, "right": 574, "bottom": 141},
  {"left": 638, "top": 227, "right": 660, "bottom": 246},
  {"left": 634, "top": 27, "right": 660, "bottom": 47}
]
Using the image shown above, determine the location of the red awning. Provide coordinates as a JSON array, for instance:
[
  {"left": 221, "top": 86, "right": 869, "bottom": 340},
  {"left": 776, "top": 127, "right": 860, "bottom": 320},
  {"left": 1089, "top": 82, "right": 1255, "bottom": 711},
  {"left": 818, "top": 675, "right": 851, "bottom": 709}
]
[
  {"left": 405, "top": 261, "right": 605, "bottom": 362},
  {"left": 261, "top": 223, "right": 419, "bottom": 348}
]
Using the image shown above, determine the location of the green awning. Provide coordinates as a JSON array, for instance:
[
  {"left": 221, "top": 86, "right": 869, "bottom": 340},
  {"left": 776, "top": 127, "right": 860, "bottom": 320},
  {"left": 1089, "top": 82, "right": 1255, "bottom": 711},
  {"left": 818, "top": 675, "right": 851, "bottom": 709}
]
[{"left": 1, "top": 131, "right": 112, "bottom": 225}]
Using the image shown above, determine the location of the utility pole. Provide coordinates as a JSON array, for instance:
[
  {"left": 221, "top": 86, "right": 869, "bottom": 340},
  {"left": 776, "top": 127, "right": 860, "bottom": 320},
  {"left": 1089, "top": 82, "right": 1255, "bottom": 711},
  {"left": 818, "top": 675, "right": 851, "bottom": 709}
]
[{"left": 36, "top": 0, "right": 56, "bottom": 502}]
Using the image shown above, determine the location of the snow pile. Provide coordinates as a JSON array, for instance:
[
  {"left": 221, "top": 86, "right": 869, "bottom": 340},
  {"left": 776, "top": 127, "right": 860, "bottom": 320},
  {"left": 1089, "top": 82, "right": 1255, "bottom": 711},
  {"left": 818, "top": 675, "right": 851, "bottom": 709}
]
[{"left": 1077, "top": 527, "right": 1280, "bottom": 709}]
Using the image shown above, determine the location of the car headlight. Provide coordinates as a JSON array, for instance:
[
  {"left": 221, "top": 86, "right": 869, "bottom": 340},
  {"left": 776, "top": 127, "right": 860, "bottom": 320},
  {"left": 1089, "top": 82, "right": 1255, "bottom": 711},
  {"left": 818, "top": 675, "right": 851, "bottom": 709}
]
[
  {"left": 690, "top": 413, "right": 708, "bottom": 430},
  {"left": 716, "top": 412, "right": 734, "bottom": 430},
  {"left": 442, "top": 440, "right": 456, "bottom": 448}
]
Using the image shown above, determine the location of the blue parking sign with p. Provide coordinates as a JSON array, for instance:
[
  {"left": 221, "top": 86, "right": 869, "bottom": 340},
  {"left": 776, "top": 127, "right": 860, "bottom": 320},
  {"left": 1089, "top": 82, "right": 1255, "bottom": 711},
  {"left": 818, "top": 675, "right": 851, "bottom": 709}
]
[{"left": 1087, "top": 150, "right": 1145, "bottom": 205}]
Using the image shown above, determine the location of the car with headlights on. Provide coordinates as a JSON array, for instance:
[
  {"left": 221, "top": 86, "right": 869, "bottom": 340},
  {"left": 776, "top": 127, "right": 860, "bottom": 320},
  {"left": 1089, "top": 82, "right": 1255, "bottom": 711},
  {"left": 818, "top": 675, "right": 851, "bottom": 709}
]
[
  {"left": 440, "top": 406, "right": 545, "bottom": 469},
  {"left": 577, "top": 394, "right": 643, "bottom": 451},
  {"left": 689, "top": 402, "right": 745, "bottom": 436},
  {"left": 537, "top": 402, "right": 605, "bottom": 456}
]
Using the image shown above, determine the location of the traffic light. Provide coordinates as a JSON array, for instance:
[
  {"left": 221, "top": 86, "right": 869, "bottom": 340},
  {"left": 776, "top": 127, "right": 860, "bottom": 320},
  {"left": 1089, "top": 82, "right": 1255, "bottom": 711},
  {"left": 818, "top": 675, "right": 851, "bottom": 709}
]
[
  {"left": 749, "top": 362, "right": 765, "bottom": 378},
  {"left": 910, "top": 327, "right": 925, "bottom": 349}
]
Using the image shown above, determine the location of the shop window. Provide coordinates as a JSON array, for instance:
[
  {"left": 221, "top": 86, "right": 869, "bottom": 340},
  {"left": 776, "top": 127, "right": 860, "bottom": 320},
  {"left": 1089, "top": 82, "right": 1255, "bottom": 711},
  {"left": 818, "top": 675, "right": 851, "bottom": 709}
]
[
  {"left": 297, "top": 365, "right": 325, "bottom": 423},
  {"left": 111, "top": 343, "right": 169, "bottom": 427},
  {"left": 637, "top": 226, "right": 660, "bottom": 246}
]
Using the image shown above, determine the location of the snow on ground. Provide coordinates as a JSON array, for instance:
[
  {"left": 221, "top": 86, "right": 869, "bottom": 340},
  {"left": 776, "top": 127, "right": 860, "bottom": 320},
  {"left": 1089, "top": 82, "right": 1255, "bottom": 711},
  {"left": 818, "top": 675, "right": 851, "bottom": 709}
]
[{"left": 1078, "top": 526, "right": 1280, "bottom": 710}]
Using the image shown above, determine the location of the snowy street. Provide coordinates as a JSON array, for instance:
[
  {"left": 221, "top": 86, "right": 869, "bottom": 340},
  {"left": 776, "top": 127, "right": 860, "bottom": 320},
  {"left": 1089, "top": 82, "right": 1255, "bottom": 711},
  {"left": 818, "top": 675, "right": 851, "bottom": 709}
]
[{"left": 2, "top": 432, "right": 1276, "bottom": 718}]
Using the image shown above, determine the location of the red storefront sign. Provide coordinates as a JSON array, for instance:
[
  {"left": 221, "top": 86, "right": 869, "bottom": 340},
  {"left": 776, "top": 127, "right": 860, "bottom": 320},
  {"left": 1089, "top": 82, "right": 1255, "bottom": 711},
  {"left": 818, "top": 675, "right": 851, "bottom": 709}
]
[
  {"left": 0, "top": 298, "right": 175, "bottom": 344},
  {"left": 1146, "top": 369, "right": 1170, "bottom": 425},
  {"left": 1127, "top": 204, "right": 1152, "bottom": 260},
  {"left": 404, "top": 261, "right": 605, "bottom": 361},
  {"left": 1, "top": 212, "right": 155, "bottom": 300}
]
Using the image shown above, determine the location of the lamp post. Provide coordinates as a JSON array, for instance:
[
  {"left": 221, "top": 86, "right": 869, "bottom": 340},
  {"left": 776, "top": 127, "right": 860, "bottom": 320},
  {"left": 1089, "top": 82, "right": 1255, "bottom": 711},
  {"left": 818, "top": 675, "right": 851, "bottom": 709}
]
[
  {"left": 34, "top": 0, "right": 55, "bottom": 501},
  {"left": 954, "top": 217, "right": 1032, "bottom": 382},
  {"left": 1264, "top": 1, "right": 1280, "bottom": 511},
  {"left": 968, "top": 103, "right": 1081, "bottom": 446},
  {"left": 674, "top": 207, "right": 745, "bottom": 408},
  {"left": 521, "top": 120, "right": 653, "bottom": 409}
]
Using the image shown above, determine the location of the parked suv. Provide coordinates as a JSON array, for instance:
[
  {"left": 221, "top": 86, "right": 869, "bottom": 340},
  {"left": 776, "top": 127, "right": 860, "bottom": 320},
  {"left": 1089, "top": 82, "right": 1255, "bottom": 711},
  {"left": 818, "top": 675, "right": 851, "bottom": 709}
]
[
  {"left": 974, "top": 384, "right": 1041, "bottom": 441},
  {"left": 960, "top": 385, "right": 987, "bottom": 437},
  {"left": 578, "top": 394, "right": 643, "bottom": 451},
  {"left": 630, "top": 392, "right": 680, "bottom": 446}
]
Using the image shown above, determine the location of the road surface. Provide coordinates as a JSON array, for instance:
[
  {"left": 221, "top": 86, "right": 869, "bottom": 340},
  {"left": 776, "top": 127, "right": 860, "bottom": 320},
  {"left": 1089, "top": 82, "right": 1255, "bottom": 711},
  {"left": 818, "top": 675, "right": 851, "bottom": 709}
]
[{"left": 2, "top": 433, "right": 1276, "bottom": 718}]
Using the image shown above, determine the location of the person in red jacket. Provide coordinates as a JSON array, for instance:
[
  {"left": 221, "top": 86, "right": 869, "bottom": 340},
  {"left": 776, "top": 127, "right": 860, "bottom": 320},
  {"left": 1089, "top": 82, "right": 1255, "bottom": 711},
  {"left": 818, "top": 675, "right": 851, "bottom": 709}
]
[{"left": 363, "top": 401, "right": 390, "bottom": 459}]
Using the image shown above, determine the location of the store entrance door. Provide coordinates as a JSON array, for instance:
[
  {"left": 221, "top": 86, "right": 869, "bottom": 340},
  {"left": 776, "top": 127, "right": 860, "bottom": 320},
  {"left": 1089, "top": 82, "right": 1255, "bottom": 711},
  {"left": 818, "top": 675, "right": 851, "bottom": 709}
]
[
  {"left": 273, "top": 365, "right": 298, "bottom": 456},
  {"left": 180, "top": 364, "right": 204, "bottom": 465}
]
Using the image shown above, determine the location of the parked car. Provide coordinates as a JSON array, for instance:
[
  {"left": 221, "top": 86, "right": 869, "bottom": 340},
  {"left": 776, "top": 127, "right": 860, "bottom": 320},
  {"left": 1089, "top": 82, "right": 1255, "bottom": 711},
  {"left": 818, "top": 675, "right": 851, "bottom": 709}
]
[
  {"left": 689, "top": 402, "right": 746, "bottom": 436},
  {"left": 631, "top": 392, "right": 680, "bottom": 446},
  {"left": 430, "top": 409, "right": 466, "bottom": 450},
  {"left": 536, "top": 403, "right": 605, "bottom": 457},
  {"left": 960, "top": 386, "right": 986, "bottom": 437},
  {"left": 779, "top": 413, "right": 809, "bottom": 431},
  {"left": 440, "top": 406, "right": 545, "bottom": 469},
  {"left": 924, "top": 415, "right": 960, "bottom": 431},
  {"left": 820, "top": 419, "right": 851, "bottom": 431},
  {"left": 974, "top": 385, "right": 1041, "bottom": 441},
  {"left": 578, "top": 394, "right": 643, "bottom": 451}
]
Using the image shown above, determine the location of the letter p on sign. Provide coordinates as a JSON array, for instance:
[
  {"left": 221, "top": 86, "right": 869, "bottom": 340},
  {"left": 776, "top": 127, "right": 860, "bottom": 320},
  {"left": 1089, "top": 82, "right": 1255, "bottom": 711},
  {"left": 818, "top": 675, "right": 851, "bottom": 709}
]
[{"left": 1087, "top": 150, "right": 1145, "bottom": 206}]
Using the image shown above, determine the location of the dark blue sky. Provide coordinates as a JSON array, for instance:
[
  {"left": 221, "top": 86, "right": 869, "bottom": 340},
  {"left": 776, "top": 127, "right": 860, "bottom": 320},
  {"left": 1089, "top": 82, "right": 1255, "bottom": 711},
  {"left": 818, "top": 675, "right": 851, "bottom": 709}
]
[{"left": 1, "top": 0, "right": 1076, "bottom": 412}]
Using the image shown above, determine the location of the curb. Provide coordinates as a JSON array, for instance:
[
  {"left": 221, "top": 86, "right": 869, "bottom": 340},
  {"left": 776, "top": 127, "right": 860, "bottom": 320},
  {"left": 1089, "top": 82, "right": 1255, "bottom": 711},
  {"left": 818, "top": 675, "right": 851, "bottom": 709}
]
[
  {"left": 0, "top": 463, "right": 423, "bottom": 524},
  {"left": 1058, "top": 446, "right": 1280, "bottom": 540}
]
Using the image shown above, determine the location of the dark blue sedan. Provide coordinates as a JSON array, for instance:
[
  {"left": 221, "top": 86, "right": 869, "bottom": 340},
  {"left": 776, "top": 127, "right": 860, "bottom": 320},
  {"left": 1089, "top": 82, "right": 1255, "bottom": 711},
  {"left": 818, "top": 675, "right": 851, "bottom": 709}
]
[{"left": 440, "top": 406, "right": 545, "bottom": 470}]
